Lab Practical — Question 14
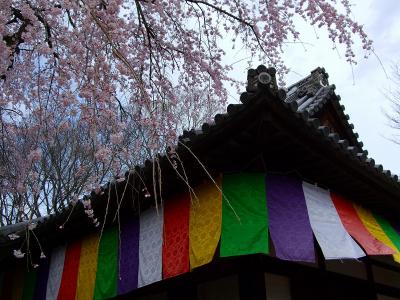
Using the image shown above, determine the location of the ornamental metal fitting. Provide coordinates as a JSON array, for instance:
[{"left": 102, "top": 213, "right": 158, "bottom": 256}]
[
  {"left": 246, "top": 65, "right": 279, "bottom": 96},
  {"left": 258, "top": 72, "right": 272, "bottom": 85}
]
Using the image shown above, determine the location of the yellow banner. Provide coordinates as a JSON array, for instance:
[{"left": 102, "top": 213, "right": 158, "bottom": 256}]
[
  {"left": 76, "top": 232, "right": 100, "bottom": 299},
  {"left": 354, "top": 204, "right": 400, "bottom": 262},
  {"left": 189, "top": 177, "right": 222, "bottom": 270}
]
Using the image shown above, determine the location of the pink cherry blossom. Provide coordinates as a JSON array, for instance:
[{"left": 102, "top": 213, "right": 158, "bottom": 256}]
[
  {"left": 0, "top": 0, "right": 372, "bottom": 225},
  {"left": 13, "top": 249, "right": 25, "bottom": 259}
]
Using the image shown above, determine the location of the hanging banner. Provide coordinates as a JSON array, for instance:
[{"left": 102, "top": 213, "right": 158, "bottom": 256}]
[
  {"left": 33, "top": 257, "right": 50, "bottom": 300},
  {"left": 220, "top": 173, "right": 269, "bottom": 257},
  {"left": 189, "top": 177, "right": 222, "bottom": 269},
  {"left": 8, "top": 172, "right": 400, "bottom": 300},
  {"left": 390, "top": 221, "right": 400, "bottom": 237},
  {"left": 118, "top": 217, "right": 140, "bottom": 295},
  {"left": 374, "top": 213, "right": 400, "bottom": 260},
  {"left": 163, "top": 193, "right": 190, "bottom": 279},
  {"left": 302, "top": 182, "right": 365, "bottom": 259},
  {"left": 138, "top": 207, "right": 163, "bottom": 287},
  {"left": 57, "top": 241, "right": 81, "bottom": 299},
  {"left": 331, "top": 193, "right": 394, "bottom": 255},
  {"left": 76, "top": 233, "right": 99, "bottom": 300},
  {"left": 12, "top": 265, "right": 25, "bottom": 300},
  {"left": 1, "top": 269, "right": 14, "bottom": 300},
  {"left": 93, "top": 226, "right": 118, "bottom": 300},
  {"left": 0, "top": 273, "right": 3, "bottom": 299},
  {"left": 374, "top": 213, "right": 400, "bottom": 248},
  {"left": 22, "top": 270, "right": 37, "bottom": 300},
  {"left": 354, "top": 204, "right": 400, "bottom": 262},
  {"left": 46, "top": 246, "right": 66, "bottom": 300},
  {"left": 266, "top": 175, "right": 315, "bottom": 262}
]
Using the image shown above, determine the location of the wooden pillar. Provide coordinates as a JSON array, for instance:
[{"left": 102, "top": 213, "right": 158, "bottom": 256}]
[
  {"left": 167, "top": 283, "right": 197, "bottom": 300},
  {"left": 365, "top": 258, "right": 378, "bottom": 300},
  {"left": 238, "top": 256, "right": 266, "bottom": 300},
  {"left": 238, "top": 270, "right": 266, "bottom": 300}
]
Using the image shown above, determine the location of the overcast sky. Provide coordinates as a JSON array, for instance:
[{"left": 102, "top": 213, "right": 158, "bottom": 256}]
[{"left": 226, "top": 0, "right": 400, "bottom": 175}]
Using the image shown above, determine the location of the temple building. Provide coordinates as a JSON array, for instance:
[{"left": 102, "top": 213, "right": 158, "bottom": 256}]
[{"left": 1, "top": 66, "right": 400, "bottom": 300}]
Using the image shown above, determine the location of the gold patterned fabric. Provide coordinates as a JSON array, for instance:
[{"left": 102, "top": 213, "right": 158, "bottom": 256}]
[
  {"left": 76, "top": 232, "right": 100, "bottom": 300},
  {"left": 189, "top": 177, "right": 222, "bottom": 270}
]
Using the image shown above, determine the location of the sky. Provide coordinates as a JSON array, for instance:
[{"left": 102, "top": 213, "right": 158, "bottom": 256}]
[{"left": 226, "top": 0, "right": 400, "bottom": 175}]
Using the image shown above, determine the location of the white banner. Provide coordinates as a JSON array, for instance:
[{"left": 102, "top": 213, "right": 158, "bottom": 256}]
[
  {"left": 302, "top": 182, "right": 365, "bottom": 259},
  {"left": 138, "top": 207, "right": 164, "bottom": 287},
  {"left": 46, "top": 245, "right": 66, "bottom": 300}
]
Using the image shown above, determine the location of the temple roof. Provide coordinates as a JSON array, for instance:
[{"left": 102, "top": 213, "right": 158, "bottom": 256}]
[
  {"left": 284, "top": 67, "right": 363, "bottom": 149},
  {"left": 1, "top": 65, "right": 399, "bottom": 267}
]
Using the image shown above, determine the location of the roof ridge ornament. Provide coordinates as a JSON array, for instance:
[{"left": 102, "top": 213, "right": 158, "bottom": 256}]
[
  {"left": 246, "top": 65, "right": 285, "bottom": 100},
  {"left": 312, "top": 67, "right": 329, "bottom": 87},
  {"left": 295, "top": 67, "right": 330, "bottom": 99}
]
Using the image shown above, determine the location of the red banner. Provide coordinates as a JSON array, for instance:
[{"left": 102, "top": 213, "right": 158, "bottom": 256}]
[
  {"left": 331, "top": 193, "right": 394, "bottom": 255},
  {"left": 163, "top": 192, "right": 190, "bottom": 279},
  {"left": 57, "top": 241, "right": 82, "bottom": 299}
]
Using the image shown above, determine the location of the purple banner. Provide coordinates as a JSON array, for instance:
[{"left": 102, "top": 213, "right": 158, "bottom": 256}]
[
  {"left": 33, "top": 256, "right": 50, "bottom": 300},
  {"left": 118, "top": 217, "right": 140, "bottom": 295},
  {"left": 266, "top": 175, "right": 315, "bottom": 262}
]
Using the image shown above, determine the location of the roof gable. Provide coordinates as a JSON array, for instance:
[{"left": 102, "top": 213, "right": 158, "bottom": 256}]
[{"left": 284, "top": 68, "right": 363, "bottom": 150}]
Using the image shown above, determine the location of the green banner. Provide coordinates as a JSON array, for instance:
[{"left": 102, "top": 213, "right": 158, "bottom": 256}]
[
  {"left": 94, "top": 226, "right": 118, "bottom": 300},
  {"left": 374, "top": 213, "right": 400, "bottom": 251},
  {"left": 220, "top": 173, "right": 269, "bottom": 257},
  {"left": 22, "top": 270, "right": 37, "bottom": 300}
]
